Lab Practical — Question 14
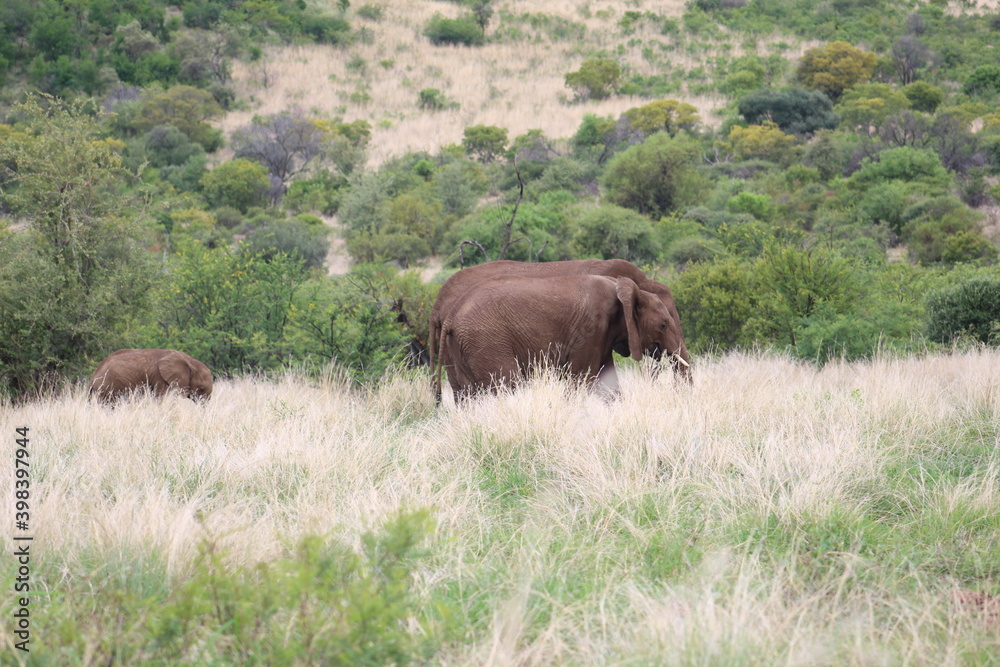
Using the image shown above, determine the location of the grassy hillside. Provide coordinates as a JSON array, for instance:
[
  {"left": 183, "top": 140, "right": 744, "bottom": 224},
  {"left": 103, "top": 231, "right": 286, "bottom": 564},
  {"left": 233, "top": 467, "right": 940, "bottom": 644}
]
[
  {"left": 219, "top": 0, "right": 814, "bottom": 165},
  {"left": 3, "top": 350, "right": 998, "bottom": 662}
]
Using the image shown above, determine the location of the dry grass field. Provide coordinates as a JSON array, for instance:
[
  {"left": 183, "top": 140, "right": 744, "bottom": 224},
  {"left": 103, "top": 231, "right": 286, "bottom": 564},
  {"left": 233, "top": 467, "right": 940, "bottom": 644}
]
[
  {"left": 2, "top": 350, "right": 999, "bottom": 663},
  {"left": 218, "top": 0, "right": 814, "bottom": 166}
]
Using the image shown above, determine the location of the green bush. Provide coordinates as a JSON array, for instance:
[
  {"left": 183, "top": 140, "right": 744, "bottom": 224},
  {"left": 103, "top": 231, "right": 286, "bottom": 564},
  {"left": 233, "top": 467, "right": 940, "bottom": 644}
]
[
  {"left": 564, "top": 58, "right": 623, "bottom": 101},
  {"left": 30, "top": 510, "right": 436, "bottom": 664},
  {"left": 200, "top": 158, "right": 271, "bottom": 212},
  {"left": 901, "top": 80, "right": 945, "bottom": 113},
  {"left": 926, "top": 276, "right": 1000, "bottom": 345},
  {"left": 573, "top": 204, "right": 660, "bottom": 263},
  {"left": 424, "top": 13, "right": 484, "bottom": 46},
  {"left": 738, "top": 87, "right": 839, "bottom": 135},
  {"left": 243, "top": 219, "right": 330, "bottom": 269},
  {"left": 963, "top": 64, "right": 1000, "bottom": 97},
  {"left": 671, "top": 257, "right": 763, "bottom": 352},
  {"left": 285, "top": 269, "right": 415, "bottom": 383},
  {"left": 0, "top": 97, "right": 155, "bottom": 399},
  {"left": 462, "top": 124, "right": 508, "bottom": 163},
  {"left": 143, "top": 244, "right": 307, "bottom": 373},
  {"left": 601, "top": 132, "right": 705, "bottom": 218}
]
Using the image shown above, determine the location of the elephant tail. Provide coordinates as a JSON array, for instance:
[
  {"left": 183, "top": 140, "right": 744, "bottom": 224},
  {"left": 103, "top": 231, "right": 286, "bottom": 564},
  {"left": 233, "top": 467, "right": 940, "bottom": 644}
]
[
  {"left": 432, "top": 320, "right": 446, "bottom": 404},
  {"left": 429, "top": 316, "right": 440, "bottom": 402}
]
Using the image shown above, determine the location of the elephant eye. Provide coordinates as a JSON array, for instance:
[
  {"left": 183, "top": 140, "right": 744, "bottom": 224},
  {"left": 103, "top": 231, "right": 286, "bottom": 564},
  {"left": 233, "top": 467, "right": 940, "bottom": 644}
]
[{"left": 659, "top": 322, "right": 668, "bottom": 330}]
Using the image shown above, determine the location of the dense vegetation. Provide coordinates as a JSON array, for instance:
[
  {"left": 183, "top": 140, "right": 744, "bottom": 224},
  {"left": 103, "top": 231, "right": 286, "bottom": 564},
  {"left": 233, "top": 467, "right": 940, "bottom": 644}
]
[{"left": 2, "top": 0, "right": 1000, "bottom": 398}]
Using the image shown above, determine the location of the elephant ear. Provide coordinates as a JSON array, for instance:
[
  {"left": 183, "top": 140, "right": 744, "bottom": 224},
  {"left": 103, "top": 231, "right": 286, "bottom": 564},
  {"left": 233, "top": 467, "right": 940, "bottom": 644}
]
[
  {"left": 157, "top": 353, "right": 192, "bottom": 389},
  {"left": 615, "top": 277, "right": 643, "bottom": 362}
]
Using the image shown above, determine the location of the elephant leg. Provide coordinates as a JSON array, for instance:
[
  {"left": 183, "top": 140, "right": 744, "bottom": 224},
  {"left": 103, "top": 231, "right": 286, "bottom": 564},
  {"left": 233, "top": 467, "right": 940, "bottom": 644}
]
[{"left": 595, "top": 364, "right": 621, "bottom": 399}]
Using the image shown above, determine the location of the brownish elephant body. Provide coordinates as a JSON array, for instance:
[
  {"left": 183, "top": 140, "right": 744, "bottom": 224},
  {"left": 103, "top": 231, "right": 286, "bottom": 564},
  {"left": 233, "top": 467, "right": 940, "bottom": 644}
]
[
  {"left": 441, "top": 275, "right": 683, "bottom": 400},
  {"left": 429, "top": 259, "right": 690, "bottom": 399},
  {"left": 89, "top": 349, "right": 213, "bottom": 403}
]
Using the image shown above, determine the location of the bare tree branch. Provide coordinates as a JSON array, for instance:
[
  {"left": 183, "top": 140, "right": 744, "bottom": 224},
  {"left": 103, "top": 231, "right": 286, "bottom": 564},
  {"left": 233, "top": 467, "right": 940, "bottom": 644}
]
[
  {"left": 458, "top": 240, "right": 489, "bottom": 265},
  {"left": 496, "top": 153, "right": 525, "bottom": 261}
]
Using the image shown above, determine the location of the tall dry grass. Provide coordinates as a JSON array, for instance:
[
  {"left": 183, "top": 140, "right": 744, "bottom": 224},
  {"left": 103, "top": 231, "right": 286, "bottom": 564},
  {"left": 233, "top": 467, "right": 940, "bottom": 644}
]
[
  {"left": 2, "top": 350, "right": 999, "bottom": 662},
  {"left": 218, "top": 0, "right": 809, "bottom": 166}
]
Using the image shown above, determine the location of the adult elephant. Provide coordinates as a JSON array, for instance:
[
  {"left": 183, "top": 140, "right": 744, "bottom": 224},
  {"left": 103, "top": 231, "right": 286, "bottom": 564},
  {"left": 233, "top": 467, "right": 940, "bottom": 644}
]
[
  {"left": 429, "top": 259, "right": 690, "bottom": 400},
  {"left": 441, "top": 275, "right": 684, "bottom": 400},
  {"left": 89, "top": 349, "right": 213, "bottom": 403}
]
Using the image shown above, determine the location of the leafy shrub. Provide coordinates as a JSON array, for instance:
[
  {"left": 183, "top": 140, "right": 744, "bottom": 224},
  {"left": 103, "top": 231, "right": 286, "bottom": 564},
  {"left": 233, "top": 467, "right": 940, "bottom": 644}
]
[
  {"left": 283, "top": 169, "right": 346, "bottom": 215},
  {"left": 601, "top": 132, "right": 705, "bottom": 218},
  {"left": 0, "top": 97, "right": 155, "bottom": 399},
  {"left": 847, "top": 147, "right": 951, "bottom": 193},
  {"left": 564, "top": 58, "right": 622, "bottom": 101},
  {"left": 902, "top": 80, "right": 945, "bottom": 113},
  {"left": 926, "top": 276, "right": 1000, "bottom": 345},
  {"left": 671, "top": 257, "right": 763, "bottom": 352},
  {"left": 49, "top": 510, "right": 436, "bottom": 664},
  {"left": 623, "top": 99, "right": 700, "bottom": 137},
  {"left": 243, "top": 219, "right": 330, "bottom": 268},
  {"left": 286, "top": 268, "right": 416, "bottom": 382},
  {"left": 963, "top": 65, "right": 1000, "bottom": 97},
  {"left": 726, "top": 121, "right": 795, "bottom": 162},
  {"left": 573, "top": 204, "right": 660, "bottom": 263},
  {"left": 727, "top": 192, "right": 774, "bottom": 221},
  {"left": 130, "top": 85, "right": 224, "bottom": 152},
  {"left": 347, "top": 230, "right": 431, "bottom": 267},
  {"left": 424, "top": 13, "right": 484, "bottom": 46},
  {"left": 796, "top": 41, "right": 877, "bottom": 100},
  {"left": 140, "top": 124, "right": 205, "bottom": 168},
  {"left": 200, "top": 158, "right": 271, "bottom": 212},
  {"left": 418, "top": 88, "right": 451, "bottom": 110},
  {"left": 357, "top": 4, "right": 385, "bottom": 21},
  {"left": 300, "top": 14, "right": 353, "bottom": 45},
  {"left": 462, "top": 124, "right": 508, "bottom": 163},
  {"left": 738, "top": 87, "right": 839, "bottom": 135},
  {"left": 143, "top": 245, "right": 307, "bottom": 373}
]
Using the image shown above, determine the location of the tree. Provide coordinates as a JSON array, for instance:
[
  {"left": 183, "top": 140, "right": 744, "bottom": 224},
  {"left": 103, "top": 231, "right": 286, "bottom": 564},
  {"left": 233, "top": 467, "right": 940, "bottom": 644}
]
[
  {"left": 725, "top": 121, "right": 795, "bottom": 162},
  {"left": 890, "top": 36, "right": 930, "bottom": 86},
  {"left": 231, "top": 111, "right": 330, "bottom": 197},
  {"left": 573, "top": 204, "right": 659, "bottom": 263},
  {"left": 963, "top": 65, "right": 1000, "bottom": 97},
  {"left": 0, "top": 96, "right": 154, "bottom": 398},
  {"left": 565, "top": 58, "right": 622, "bottom": 101},
  {"left": 199, "top": 158, "right": 270, "bottom": 212},
  {"left": 927, "top": 277, "right": 1000, "bottom": 345},
  {"left": 462, "top": 124, "right": 508, "bottom": 163},
  {"left": 835, "top": 83, "right": 911, "bottom": 137},
  {"left": 623, "top": 99, "right": 700, "bottom": 137},
  {"left": 601, "top": 132, "right": 704, "bottom": 218},
  {"left": 424, "top": 13, "right": 484, "bottom": 46},
  {"left": 796, "top": 41, "right": 877, "bottom": 100},
  {"left": 738, "top": 87, "right": 839, "bottom": 135},
  {"left": 131, "top": 85, "right": 224, "bottom": 151},
  {"left": 901, "top": 81, "right": 945, "bottom": 114}
]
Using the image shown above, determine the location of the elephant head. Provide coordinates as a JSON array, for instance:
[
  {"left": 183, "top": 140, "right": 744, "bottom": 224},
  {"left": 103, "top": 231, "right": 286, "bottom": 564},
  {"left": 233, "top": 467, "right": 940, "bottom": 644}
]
[{"left": 615, "top": 277, "right": 688, "bottom": 369}]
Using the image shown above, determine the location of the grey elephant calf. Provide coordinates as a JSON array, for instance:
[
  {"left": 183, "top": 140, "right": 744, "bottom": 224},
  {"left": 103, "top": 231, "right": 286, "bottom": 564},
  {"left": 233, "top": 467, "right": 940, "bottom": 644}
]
[
  {"left": 441, "top": 274, "right": 686, "bottom": 401},
  {"left": 89, "top": 349, "right": 213, "bottom": 403}
]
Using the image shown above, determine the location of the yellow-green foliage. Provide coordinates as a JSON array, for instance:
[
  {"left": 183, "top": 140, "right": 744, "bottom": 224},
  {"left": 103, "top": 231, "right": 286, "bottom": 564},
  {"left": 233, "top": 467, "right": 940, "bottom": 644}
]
[
  {"left": 797, "top": 41, "right": 877, "bottom": 100},
  {"left": 624, "top": 99, "right": 701, "bottom": 137},
  {"left": 725, "top": 121, "right": 796, "bottom": 162}
]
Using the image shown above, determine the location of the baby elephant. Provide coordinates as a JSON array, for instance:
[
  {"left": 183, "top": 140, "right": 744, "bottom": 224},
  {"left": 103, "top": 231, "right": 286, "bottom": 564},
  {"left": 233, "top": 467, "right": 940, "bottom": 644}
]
[{"left": 90, "top": 349, "right": 213, "bottom": 403}]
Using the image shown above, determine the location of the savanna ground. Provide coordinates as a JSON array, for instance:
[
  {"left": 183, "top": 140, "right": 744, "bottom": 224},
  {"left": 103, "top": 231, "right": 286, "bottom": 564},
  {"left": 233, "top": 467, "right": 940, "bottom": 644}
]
[
  {"left": 219, "top": 0, "right": 816, "bottom": 167},
  {"left": 2, "top": 350, "right": 999, "bottom": 664}
]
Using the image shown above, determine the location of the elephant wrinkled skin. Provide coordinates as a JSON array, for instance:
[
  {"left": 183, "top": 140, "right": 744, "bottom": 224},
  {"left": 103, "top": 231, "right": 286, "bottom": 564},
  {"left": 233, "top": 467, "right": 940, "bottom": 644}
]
[
  {"left": 89, "top": 349, "right": 213, "bottom": 403},
  {"left": 429, "top": 259, "right": 690, "bottom": 400},
  {"left": 441, "top": 275, "right": 684, "bottom": 400}
]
